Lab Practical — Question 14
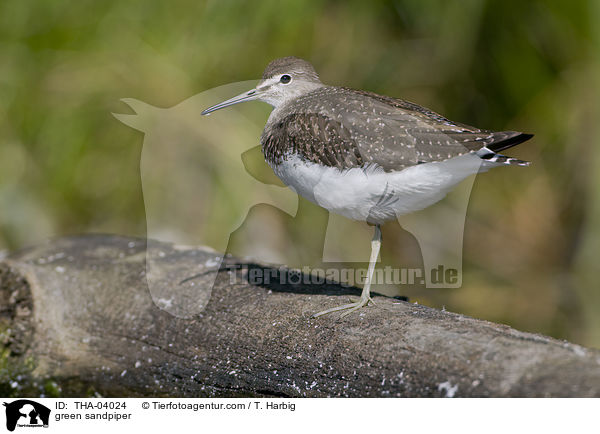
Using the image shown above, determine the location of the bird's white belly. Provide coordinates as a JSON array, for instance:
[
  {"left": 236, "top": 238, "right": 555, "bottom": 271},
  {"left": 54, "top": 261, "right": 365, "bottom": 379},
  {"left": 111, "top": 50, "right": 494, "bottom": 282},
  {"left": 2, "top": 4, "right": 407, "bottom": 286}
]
[{"left": 271, "top": 153, "right": 488, "bottom": 224}]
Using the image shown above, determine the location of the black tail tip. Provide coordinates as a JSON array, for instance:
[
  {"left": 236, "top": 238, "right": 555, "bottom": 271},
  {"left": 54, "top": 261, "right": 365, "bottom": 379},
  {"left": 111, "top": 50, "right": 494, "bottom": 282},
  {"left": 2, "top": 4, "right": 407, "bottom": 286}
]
[
  {"left": 521, "top": 133, "right": 534, "bottom": 141},
  {"left": 488, "top": 131, "right": 534, "bottom": 153}
]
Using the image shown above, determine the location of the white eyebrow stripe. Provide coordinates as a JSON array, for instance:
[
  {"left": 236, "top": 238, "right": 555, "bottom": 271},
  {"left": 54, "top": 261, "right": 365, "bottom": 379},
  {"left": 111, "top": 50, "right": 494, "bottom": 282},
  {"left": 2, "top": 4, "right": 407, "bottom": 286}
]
[{"left": 259, "top": 77, "right": 281, "bottom": 88}]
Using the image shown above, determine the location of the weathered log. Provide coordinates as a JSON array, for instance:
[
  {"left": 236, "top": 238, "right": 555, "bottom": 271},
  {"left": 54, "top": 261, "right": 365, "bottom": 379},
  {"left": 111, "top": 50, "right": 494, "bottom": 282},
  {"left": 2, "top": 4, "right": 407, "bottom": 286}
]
[{"left": 0, "top": 234, "right": 599, "bottom": 397}]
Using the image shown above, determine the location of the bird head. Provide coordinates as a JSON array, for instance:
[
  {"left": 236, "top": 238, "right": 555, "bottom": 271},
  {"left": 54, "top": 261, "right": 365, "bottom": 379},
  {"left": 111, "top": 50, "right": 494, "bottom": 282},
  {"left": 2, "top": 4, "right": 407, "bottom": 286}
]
[{"left": 201, "top": 56, "right": 323, "bottom": 115}]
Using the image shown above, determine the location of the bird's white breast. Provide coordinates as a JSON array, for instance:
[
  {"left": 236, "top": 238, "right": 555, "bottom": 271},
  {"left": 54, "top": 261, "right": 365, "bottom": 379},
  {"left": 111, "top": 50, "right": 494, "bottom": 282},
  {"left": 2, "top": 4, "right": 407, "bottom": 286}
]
[{"left": 270, "top": 153, "right": 491, "bottom": 224}]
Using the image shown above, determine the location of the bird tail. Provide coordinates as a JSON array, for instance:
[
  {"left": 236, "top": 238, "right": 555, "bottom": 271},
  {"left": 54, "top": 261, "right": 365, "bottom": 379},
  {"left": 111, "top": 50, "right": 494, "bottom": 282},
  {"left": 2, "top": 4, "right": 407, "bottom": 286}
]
[
  {"left": 475, "top": 131, "right": 532, "bottom": 166},
  {"left": 486, "top": 132, "right": 534, "bottom": 153},
  {"left": 477, "top": 150, "right": 530, "bottom": 167}
]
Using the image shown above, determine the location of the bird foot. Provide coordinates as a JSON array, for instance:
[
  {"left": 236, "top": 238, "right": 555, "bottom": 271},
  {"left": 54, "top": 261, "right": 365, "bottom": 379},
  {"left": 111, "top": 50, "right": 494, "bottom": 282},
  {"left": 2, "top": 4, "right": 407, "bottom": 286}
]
[
  {"left": 312, "top": 295, "right": 374, "bottom": 318},
  {"left": 348, "top": 296, "right": 377, "bottom": 306}
]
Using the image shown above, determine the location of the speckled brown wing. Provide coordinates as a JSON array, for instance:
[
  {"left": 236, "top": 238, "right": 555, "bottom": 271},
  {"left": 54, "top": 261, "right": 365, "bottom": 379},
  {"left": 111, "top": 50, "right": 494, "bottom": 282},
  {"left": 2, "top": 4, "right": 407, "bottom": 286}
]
[
  {"left": 349, "top": 89, "right": 532, "bottom": 161},
  {"left": 261, "top": 112, "right": 366, "bottom": 170},
  {"left": 261, "top": 86, "right": 532, "bottom": 172}
]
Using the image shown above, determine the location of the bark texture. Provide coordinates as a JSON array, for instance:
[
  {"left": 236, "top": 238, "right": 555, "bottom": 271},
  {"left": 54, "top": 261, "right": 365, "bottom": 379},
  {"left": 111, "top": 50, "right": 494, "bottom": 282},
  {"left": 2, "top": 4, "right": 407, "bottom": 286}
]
[{"left": 0, "top": 234, "right": 599, "bottom": 397}]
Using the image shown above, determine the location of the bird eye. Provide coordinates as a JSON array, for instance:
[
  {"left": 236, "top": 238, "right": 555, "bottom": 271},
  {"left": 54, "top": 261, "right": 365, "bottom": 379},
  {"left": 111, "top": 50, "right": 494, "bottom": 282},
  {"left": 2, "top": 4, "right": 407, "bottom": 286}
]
[{"left": 280, "top": 74, "right": 292, "bottom": 84}]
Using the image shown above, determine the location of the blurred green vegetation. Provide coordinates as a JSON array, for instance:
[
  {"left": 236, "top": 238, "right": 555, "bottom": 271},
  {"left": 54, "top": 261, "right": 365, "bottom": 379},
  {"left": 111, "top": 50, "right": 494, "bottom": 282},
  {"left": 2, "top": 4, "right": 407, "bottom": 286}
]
[{"left": 1, "top": 0, "right": 599, "bottom": 346}]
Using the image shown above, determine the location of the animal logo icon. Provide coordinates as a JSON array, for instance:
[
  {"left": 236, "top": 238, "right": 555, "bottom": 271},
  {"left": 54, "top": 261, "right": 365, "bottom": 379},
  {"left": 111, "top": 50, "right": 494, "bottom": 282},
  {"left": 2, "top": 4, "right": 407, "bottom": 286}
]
[{"left": 3, "top": 400, "right": 50, "bottom": 431}]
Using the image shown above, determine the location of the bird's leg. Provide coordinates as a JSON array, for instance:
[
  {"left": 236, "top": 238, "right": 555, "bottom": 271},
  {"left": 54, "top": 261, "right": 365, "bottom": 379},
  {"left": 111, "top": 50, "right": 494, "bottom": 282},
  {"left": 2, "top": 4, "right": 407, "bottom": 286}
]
[{"left": 312, "top": 225, "right": 381, "bottom": 318}]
